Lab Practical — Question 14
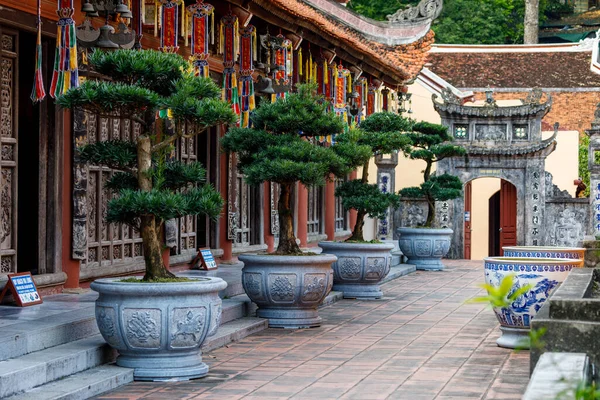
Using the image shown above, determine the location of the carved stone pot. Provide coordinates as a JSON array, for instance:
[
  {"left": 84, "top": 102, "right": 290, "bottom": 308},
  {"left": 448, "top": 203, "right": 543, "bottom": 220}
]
[
  {"left": 238, "top": 253, "right": 335, "bottom": 329},
  {"left": 318, "top": 241, "right": 393, "bottom": 299},
  {"left": 90, "top": 277, "right": 227, "bottom": 381},
  {"left": 397, "top": 227, "right": 452, "bottom": 271},
  {"left": 484, "top": 257, "right": 579, "bottom": 349}
]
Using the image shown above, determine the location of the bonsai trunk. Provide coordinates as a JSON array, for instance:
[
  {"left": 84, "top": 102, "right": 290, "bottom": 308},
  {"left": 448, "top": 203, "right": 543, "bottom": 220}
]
[
  {"left": 276, "top": 183, "right": 302, "bottom": 254},
  {"left": 423, "top": 160, "right": 434, "bottom": 228},
  {"left": 138, "top": 135, "right": 175, "bottom": 280},
  {"left": 347, "top": 161, "right": 369, "bottom": 242}
]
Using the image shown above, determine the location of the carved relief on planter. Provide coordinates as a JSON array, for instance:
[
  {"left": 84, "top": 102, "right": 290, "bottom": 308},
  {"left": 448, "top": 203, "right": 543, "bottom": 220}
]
[
  {"left": 268, "top": 274, "right": 296, "bottom": 303},
  {"left": 207, "top": 303, "right": 222, "bottom": 337},
  {"left": 433, "top": 239, "right": 449, "bottom": 256},
  {"left": 242, "top": 272, "right": 264, "bottom": 301},
  {"left": 96, "top": 306, "right": 124, "bottom": 349},
  {"left": 124, "top": 309, "right": 161, "bottom": 349},
  {"left": 414, "top": 239, "right": 432, "bottom": 257},
  {"left": 169, "top": 307, "right": 206, "bottom": 349},
  {"left": 302, "top": 274, "right": 327, "bottom": 302},
  {"left": 338, "top": 257, "right": 361, "bottom": 280},
  {"left": 365, "top": 257, "right": 387, "bottom": 280}
]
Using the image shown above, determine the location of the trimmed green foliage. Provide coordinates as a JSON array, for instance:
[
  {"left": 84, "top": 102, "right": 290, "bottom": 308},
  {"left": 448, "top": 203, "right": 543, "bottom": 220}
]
[
  {"left": 399, "top": 121, "right": 465, "bottom": 227},
  {"left": 336, "top": 180, "right": 400, "bottom": 220},
  {"left": 79, "top": 140, "right": 138, "bottom": 170}
]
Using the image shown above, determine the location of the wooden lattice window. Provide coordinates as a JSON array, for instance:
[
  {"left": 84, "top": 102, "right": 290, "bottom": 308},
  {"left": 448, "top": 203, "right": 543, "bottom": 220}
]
[
  {"left": 334, "top": 178, "right": 348, "bottom": 232},
  {"left": 307, "top": 185, "right": 324, "bottom": 236}
]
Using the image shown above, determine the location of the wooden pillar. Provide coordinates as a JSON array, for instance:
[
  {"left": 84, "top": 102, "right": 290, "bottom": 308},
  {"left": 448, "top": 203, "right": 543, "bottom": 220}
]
[
  {"left": 325, "top": 178, "right": 335, "bottom": 240},
  {"left": 62, "top": 110, "right": 80, "bottom": 289},
  {"left": 263, "top": 182, "right": 275, "bottom": 252},
  {"left": 297, "top": 183, "right": 308, "bottom": 247},
  {"left": 348, "top": 170, "right": 358, "bottom": 229},
  {"left": 219, "top": 130, "right": 233, "bottom": 262}
]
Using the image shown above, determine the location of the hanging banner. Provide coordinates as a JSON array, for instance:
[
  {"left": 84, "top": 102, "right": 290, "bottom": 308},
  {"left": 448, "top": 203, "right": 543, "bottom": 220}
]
[
  {"left": 187, "top": 0, "right": 214, "bottom": 77},
  {"left": 271, "top": 33, "right": 292, "bottom": 102},
  {"left": 353, "top": 77, "right": 368, "bottom": 125},
  {"left": 31, "top": 0, "right": 46, "bottom": 103},
  {"left": 367, "top": 82, "right": 377, "bottom": 116},
  {"left": 239, "top": 25, "right": 256, "bottom": 128},
  {"left": 219, "top": 12, "right": 240, "bottom": 119},
  {"left": 49, "top": 0, "right": 79, "bottom": 98},
  {"left": 157, "top": 0, "right": 182, "bottom": 53},
  {"left": 332, "top": 63, "right": 351, "bottom": 143},
  {"left": 316, "top": 57, "right": 329, "bottom": 97}
]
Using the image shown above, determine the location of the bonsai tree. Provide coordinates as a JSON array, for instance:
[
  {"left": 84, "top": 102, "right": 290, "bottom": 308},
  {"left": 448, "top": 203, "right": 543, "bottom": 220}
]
[
  {"left": 398, "top": 122, "right": 466, "bottom": 227},
  {"left": 221, "top": 84, "right": 371, "bottom": 254},
  {"left": 57, "top": 50, "right": 236, "bottom": 281},
  {"left": 335, "top": 112, "right": 412, "bottom": 241}
]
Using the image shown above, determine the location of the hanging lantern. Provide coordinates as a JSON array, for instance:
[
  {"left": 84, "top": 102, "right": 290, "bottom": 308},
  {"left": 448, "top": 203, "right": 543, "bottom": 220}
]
[
  {"left": 239, "top": 24, "right": 256, "bottom": 128},
  {"left": 49, "top": 0, "right": 79, "bottom": 98},
  {"left": 187, "top": 0, "right": 214, "bottom": 77},
  {"left": 219, "top": 11, "right": 240, "bottom": 120},
  {"left": 156, "top": 0, "right": 182, "bottom": 53}
]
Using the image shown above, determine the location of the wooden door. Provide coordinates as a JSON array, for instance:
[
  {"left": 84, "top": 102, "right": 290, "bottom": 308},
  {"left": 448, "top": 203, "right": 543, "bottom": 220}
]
[
  {"left": 499, "top": 179, "right": 517, "bottom": 248},
  {"left": 464, "top": 181, "right": 472, "bottom": 259}
]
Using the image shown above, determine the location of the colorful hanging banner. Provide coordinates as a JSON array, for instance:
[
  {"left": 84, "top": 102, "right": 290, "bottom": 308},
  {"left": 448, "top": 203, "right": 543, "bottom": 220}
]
[
  {"left": 239, "top": 25, "right": 256, "bottom": 128},
  {"left": 49, "top": 0, "right": 78, "bottom": 98},
  {"left": 31, "top": 0, "right": 46, "bottom": 103},
  {"left": 330, "top": 63, "right": 351, "bottom": 143},
  {"left": 367, "top": 81, "right": 378, "bottom": 116},
  {"left": 187, "top": 0, "right": 214, "bottom": 77},
  {"left": 219, "top": 12, "right": 240, "bottom": 120},
  {"left": 157, "top": 0, "right": 182, "bottom": 53},
  {"left": 271, "top": 33, "right": 292, "bottom": 102},
  {"left": 352, "top": 77, "right": 368, "bottom": 125}
]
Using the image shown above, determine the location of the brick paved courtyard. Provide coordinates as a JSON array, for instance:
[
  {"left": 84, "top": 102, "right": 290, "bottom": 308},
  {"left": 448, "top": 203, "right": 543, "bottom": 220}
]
[{"left": 94, "top": 260, "right": 529, "bottom": 400}]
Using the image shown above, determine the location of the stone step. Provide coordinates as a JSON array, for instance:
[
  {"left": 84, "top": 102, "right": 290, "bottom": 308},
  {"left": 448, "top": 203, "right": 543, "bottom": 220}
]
[
  {"left": 0, "top": 335, "right": 115, "bottom": 398},
  {"left": 5, "top": 365, "right": 134, "bottom": 400}
]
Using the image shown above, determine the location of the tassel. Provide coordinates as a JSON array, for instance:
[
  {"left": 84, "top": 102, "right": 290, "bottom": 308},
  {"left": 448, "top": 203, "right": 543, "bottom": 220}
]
[
  {"left": 298, "top": 48, "right": 302, "bottom": 76},
  {"left": 210, "top": 11, "right": 214, "bottom": 44}
]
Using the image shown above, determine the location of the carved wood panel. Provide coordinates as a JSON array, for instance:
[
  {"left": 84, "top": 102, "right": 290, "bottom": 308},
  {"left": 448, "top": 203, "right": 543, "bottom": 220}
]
[
  {"left": 176, "top": 123, "right": 197, "bottom": 255},
  {"left": 334, "top": 178, "right": 347, "bottom": 232},
  {"left": 83, "top": 112, "right": 144, "bottom": 269},
  {"left": 0, "top": 28, "right": 17, "bottom": 275}
]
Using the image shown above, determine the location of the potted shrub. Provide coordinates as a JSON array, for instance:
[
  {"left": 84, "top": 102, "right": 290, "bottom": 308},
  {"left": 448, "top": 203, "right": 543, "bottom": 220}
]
[
  {"left": 56, "top": 50, "right": 236, "bottom": 381},
  {"left": 222, "top": 84, "right": 370, "bottom": 328},
  {"left": 319, "top": 112, "right": 411, "bottom": 299},
  {"left": 397, "top": 122, "right": 465, "bottom": 270}
]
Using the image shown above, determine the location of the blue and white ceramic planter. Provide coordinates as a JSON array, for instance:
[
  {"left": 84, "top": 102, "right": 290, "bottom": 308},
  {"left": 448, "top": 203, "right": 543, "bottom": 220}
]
[
  {"left": 502, "top": 246, "right": 584, "bottom": 267},
  {"left": 483, "top": 257, "right": 580, "bottom": 349}
]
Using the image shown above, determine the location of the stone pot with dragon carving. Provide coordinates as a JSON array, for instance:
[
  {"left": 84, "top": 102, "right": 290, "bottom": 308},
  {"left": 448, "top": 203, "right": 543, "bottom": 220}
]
[
  {"left": 396, "top": 227, "right": 452, "bottom": 270},
  {"left": 483, "top": 257, "right": 580, "bottom": 349},
  {"left": 90, "top": 277, "right": 227, "bottom": 381},
  {"left": 318, "top": 241, "right": 393, "bottom": 299},
  {"left": 238, "top": 253, "right": 335, "bottom": 329}
]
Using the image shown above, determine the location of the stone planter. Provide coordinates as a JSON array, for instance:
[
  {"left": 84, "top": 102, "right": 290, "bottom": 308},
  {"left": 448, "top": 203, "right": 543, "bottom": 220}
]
[
  {"left": 90, "top": 277, "right": 227, "bottom": 381},
  {"left": 318, "top": 241, "right": 393, "bottom": 299},
  {"left": 397, "top": 227, "right": 452, "bottom": 271},
  {"left": 503, "top": 246, "right": 585, "bottom": 267},
  {"left": 483, "top": 257, "right": 580, "bottom": 349},
  {"left": 238, "top": 253, "right": 335, "bottom": 329}
]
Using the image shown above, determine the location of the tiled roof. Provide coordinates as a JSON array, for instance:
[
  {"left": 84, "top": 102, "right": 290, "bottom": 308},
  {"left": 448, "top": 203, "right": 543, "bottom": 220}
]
[
  {"left": 252, "top": 0, "right": 435, "bottom": 84},
  {"left": 427, "top": 50, "right": 600, "bottom": 89}
]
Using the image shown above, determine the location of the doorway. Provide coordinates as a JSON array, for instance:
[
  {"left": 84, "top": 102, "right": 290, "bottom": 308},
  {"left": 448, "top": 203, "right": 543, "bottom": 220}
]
[{"left": 464, "top": 178, "right": 517, "bottom": 259}]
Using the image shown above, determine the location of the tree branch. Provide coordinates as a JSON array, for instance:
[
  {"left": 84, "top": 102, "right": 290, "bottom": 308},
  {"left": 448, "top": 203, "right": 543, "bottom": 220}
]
[{"left": 151, "top": 126, "right": 207, "bottom": 153}]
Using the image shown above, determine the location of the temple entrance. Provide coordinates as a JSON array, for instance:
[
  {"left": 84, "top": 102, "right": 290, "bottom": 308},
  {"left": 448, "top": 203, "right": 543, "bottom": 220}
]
[{"left": 464, "top": 178, "right": 517, "bottom": 260}]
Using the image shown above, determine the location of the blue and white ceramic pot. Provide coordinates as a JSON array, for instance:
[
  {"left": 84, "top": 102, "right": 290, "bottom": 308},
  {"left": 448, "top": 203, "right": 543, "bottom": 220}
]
[
  {"left": 483, "top": 257, "right": 580, "bottom": 349},
  {"left": 90, "top": 277, "right": 227, "bottom": 381},
  {"left": 502, "top": 246, "right": 584, "bottom": 267}
]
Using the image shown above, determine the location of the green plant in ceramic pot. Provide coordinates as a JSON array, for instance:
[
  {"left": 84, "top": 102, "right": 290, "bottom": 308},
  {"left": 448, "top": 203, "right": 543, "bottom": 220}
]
[
  {"left": 319, "top": 112, "right": 411, "bottom": 299},
  {"left": 222, "top": 83, "right": 371, "bottom": 327},
  {"left": 397, "top": 121, "right": 466, "bottom": 270},
  {"left": 56, "top": 49, "right": 235, "bottom": 381}
]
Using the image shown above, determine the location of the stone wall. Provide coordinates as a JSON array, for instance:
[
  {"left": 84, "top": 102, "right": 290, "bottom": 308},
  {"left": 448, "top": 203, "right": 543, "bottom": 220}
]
[
  {"left": 543, "top": 198, "right": 588, "bottom": 247},
  {"left": 393, "top": 198, "right": 428, "bottom": 240}
]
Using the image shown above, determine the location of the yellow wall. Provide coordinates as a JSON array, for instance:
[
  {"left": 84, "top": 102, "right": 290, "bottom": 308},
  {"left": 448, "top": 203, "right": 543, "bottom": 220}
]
[
  {"left": 470, "top": 178, "right": 501, "bottom": 260},
  {"left": 543, "top": 130, "right": 579, "bottom": 196}
]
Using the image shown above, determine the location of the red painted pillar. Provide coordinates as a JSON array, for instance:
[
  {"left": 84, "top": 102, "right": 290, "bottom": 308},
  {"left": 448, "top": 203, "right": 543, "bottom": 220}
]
[
  {"left": 348, "top": 170, "right": 358, "bottom": 230},
  {"left": 62, "top": 110, "right": 81, "bottom": 289},
  {"left": 325, "top": 178, "right": 335, "bottom": 241},
  {"left": 297, "top": 184, "right": 308, "bottom": 247},
  {"left": 263, "top": 182, "right": 275, "bottom": 252},
  {"left": 219, "top": 130, "right": 233, "bottom": 262}
]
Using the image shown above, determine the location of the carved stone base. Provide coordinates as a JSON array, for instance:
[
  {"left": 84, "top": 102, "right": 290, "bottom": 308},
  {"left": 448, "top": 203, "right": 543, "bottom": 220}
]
[
  {"left": 497, "top": 326, "right": 530, "bottom": 349},
  {"left": 318, "top": 241, "right": 394, "bottom": 299},
  {"left": 90, "top": 277, "right": 227, "bottom": 381},
  {"left": 238, "top": 253, "right": 336, "bottom": 329}
]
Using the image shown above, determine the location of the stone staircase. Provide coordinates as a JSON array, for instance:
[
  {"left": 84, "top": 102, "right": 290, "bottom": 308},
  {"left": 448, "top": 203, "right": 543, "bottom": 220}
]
[{"left": 0, "top": 263, "right": 415, "bottom": 399}]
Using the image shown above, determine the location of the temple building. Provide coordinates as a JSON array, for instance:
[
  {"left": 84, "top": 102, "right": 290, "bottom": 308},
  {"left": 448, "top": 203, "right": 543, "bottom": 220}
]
[{"left": 0, "top": 0, "right": 437, "bottom": 294}]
